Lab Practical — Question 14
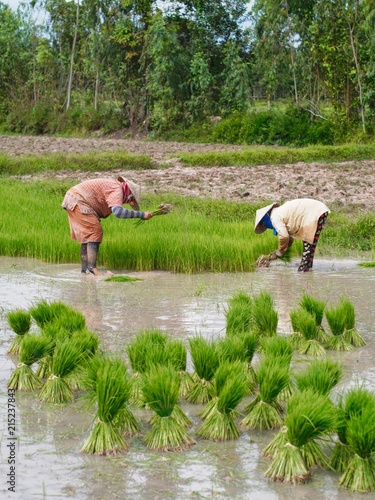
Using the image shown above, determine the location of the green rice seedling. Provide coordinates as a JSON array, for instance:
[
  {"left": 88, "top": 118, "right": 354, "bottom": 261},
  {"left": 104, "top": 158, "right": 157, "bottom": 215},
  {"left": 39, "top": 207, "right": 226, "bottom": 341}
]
[
  {"left": 186, "top": 336, "right": 219, "bottom": 404},
  {"left": 339, "top": 296, "right": 366, "bottom": 347},
  {"left": 216, "top": 333, "right": 258, "bottom": 393},
  {"left": 66, "top": 329, "right": 100, "bottom": 390},
  {"left": 252, "top": 291, "right": 278, "bottom": 337},
  {"left": 53, "top": 309, "right": 86, "bottom": 335},
  {"left": 339, "top": 408, "right": 375, "bottom": 492},
  {"left": 225, "top": 291, "right": 254, "bottom": 336},
  {"left": 294, "top": 358, "right": 343, "bottom": 397},
  {"left": 299, "top": 292, "right": 330, "bottom": 345},
  {"left": 8, "top": 335, "right": 54, "bottom": 391},
  {"left": 104, "top": 275, "right": 143, "bottom": 282},
  {"left": 29, "top": 300, "right": 68, "bottom": 328},
  {"left": 39, "top": 338, "right": 85, "bottom": 403},
  {"left": 7, "top": 309, "right": 32, "bottom": 354},
  {"left": 241, "top": 357, "right": 290, "bottom": 430},
  {"left": 81, "top": 359, "right": 132, "bottom": 455},
  {"left": 289, "top": 308, "right": 325, "bottom": 356},
  {"left": 330, "top": 386, "right": 375, "bottom": 473},
  {"left": 262, "top": 426, "right": 289, "bottom": 459},
  {"left": 142, "top": 364, "right": 195, "bottom": 451},
  {"left": 265, "top": 389, "right": 336, "bottom": 484},
  {"left": 260, "top": 336, "right": 295, "bottom": 400},
  {"left": 134, "top": 203, "right": 173, "bottom": 226},
  {"left": 197, "top": 368, "right": 248, "bottom": 441},
  {"left": 164, "top": 338, "right": 192, "bottom": 400},
  {"left": 35, "top": 322, "right": 68, "bottom": 378},
  {"left": 325, "top": 304, "right": 354, "bottom": 351},
  {"left": 199, "top": 360, "right": 246, "bottom": 420}
]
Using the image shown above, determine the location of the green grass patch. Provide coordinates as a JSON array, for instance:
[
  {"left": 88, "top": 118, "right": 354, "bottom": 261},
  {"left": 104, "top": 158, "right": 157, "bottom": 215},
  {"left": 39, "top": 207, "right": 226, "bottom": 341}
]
[
  {"left": 104, "top": 276, "right": 143, "bottom": 282},
  {"left": 0, "top": 150, "right": 156, "bottom": 175},
  {"left": 0, "top": 180, "right": 374, "bottom": 273},
  {"left": 176, "top": 143, "right": 375, "bottom": 167}
]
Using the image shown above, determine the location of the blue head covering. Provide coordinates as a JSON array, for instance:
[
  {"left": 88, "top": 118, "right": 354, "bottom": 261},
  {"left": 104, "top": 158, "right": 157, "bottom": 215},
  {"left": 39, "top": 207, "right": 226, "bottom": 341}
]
[{"left": 262, "top": 214, "right": 278, "bottom": 235}]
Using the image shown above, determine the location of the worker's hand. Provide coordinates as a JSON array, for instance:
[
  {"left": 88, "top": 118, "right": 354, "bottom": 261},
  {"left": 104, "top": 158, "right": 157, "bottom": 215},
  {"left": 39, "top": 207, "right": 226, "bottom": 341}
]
[
  {"left": 268, "top": 251, "right": 279, "bottom": 261},
  {"left": 256, "top": 255, "right": 270, "bottom": 267},
  {"left": 142, "top": 212, "right": 153, "bottom": 220}
]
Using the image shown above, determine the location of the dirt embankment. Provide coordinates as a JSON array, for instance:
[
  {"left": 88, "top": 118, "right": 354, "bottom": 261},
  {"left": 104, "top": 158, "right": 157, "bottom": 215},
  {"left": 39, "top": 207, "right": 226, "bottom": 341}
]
[{"left": 1, "top": 134, "right": 374, "bottom": 209}]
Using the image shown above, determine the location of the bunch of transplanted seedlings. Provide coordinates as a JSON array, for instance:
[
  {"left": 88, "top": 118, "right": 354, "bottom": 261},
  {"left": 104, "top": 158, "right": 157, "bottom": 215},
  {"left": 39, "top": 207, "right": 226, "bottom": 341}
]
[
  {"left": 252, "top": 291, "right": 278, "bottom": 337},
  {"left": 7, "top": 309, "right": 32, "bottom": 354},
  {"left": 330, "top": 386, "right": 375, "bottom": 477},
  {"left": 225, "top": 291, "right": 254, "bottom": 335},
  {"left": 325, "top": 302, "right": 354, "bottom": 351},
  {"left": 197, "top": 360, "right": 248, "bottom": 441},
  {"left": 299, "top": 292, "right": 330, "bottom": 345},
  {"left": 241, "top": 356, "right": 290, "bottom": 430},
  {"left": 186, "top": 335, "right": 219, "bottom": 404},
  {"left": 264, "top": 389, "right": 337, "bottom": 484},
  {"left": 8, "top": 334, "right": 54, "bottom": 391},
  {"left": 289, "top": 307, "right": 326, "bottom": 356},
  {"left": 81, "top": 356, "right": 133, "bottom": 455},
  {"left": 142, "top": 364, "right": 195, "bottom": 451},
  {"left": 338, "top": 295, "right": 366, "bottom": 347}
]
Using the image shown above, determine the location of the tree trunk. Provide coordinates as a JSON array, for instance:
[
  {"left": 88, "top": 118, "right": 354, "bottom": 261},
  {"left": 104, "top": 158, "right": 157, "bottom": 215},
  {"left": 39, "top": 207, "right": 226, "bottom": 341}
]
[{"left": 66, "top": 0, "right": 80, "bottom": 111}]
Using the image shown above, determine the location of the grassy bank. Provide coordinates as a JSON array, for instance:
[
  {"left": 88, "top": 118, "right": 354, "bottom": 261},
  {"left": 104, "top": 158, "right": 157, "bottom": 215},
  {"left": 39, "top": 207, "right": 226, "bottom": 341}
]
[{"left": 0, "top": 180, "right": 374, "bottom": 273}]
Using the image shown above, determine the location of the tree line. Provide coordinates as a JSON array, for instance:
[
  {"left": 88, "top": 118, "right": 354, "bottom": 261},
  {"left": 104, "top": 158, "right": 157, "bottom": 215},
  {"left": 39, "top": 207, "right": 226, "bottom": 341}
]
[{"left": 1, "top": 0, "right": 374, "bottom": 141}]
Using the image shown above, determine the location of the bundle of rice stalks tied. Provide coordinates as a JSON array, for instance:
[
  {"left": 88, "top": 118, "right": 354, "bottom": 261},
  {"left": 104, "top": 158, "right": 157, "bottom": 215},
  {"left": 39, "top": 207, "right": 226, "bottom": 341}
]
[
  {"left": 325, "top": 304, "right": 354, "bottom": 351},
  {"left": 135, "top": 203, "right": 173, "bottom": 227},
  {"left": 289, "top": 308, "right": 325, "bottom": 356},
  {"left": 66, "top": 329, "right": 100, "bottom": 390},
  {"left": 265, "top": 389, "right": 337, "bottom": 484},
  {"left": 199, "top": 360, "right": 247, "bottom": 420},
  {"left": 197, "top": 367, "right": 248, "bottom": 441},
  {"left": 8, "top": 334, "right": 54, "bottom": 391},
  {"left": 299, "top": 292, "right": 330, "bottom": 345},
  {"left": 225, "top": 291, "right": 254, "bottom": 336},
  {"left": 39, "top": 338, "right": 85, "bottom": 403},
  {"left": 339, "top": 296, "right": 366, "bottom": 347},
  {"left": 252, "top": 291, "right": 278, "bottom": 337},
  {"left": 260, "top": 336, "right": 295, "bottom": 401},
  {"left": 126, "top": 329, "right": 168, "bottom": 406},
  {"left": 330, "top": 386, "right": 375, "bottom": 473},
  {"left": 29, "top": 300, "right": 73, "bottom": 328},
  {"left": 216, "top": 333, "right": 258, "bottom": 393},
  {"left": 241, "top": 357, "right": 290, "bottom": 430},
  {"left": 35, "top": 322, "right": 68, "bottom": 378},
  {"left": 142, "top": 364, "right": 195, "bottom": 451},
  {"left": 339, "top": 407, "right": 375, "bottom": 492},
  {"left": 262, "top": 426, "right": 288, "bottom": 459},
  {"left": 52, "top": 309, "right": 86, "bottom": 336},
  {"left": 295, "top": 358, "right": 343, "bottom": 397},
  {"left": 7, "top": 309, "right": 32, "bottom": 354},
  {"left": 164, "top": 338, "right": 192, "bottom": 399},
  {"left": 81, "top": 359, "right": 132, "bottom": 455},
  {"left": 186, "top": 336, "right": 219, "bottom": 404}
]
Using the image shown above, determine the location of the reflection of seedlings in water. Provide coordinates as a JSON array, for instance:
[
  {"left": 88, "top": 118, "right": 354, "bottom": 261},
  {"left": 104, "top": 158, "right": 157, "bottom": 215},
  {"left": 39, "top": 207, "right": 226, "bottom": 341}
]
[
  {"left": 142, "top": 364, "right": 195, "bottom": 451},
  {"left": 197, "top": 360, "right": 247, "bottom": 441},
  {"left": 7, "top": 309, "right": 32, "bottom": 354},
  {"left": 81, "top": 357, "right": 132, "bottom": 455},
  {"left": 104, "top": 276, "right": 144, "bottom": 283},
  {"left": 186, "top": 336, "right": 219, "bottom": 404},
  {"left": 8, "top": 335, "right": 53, "bottom": 391}
]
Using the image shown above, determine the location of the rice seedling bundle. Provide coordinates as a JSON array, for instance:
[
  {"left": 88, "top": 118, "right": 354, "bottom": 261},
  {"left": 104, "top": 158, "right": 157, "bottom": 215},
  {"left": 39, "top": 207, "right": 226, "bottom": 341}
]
[
  {"left": 186, "top": 336, "right": 219, "bottom": 404},
  {"left": 339, "top": 407, "right": 375, "bottom": 492},
  {"left": 7, "top": 309, "right": 32, "bottom": 354},
  {"left": 241, "top": 357, "right": 290, "bottom": 430},
  {"left": 35, "top": 322, "right": 69, "bottom": 378},
  {"left": 339, "top": 296, "right": 366, "bottom": 347},
  {"left": 265, "top": 389, "right": 336, "bottom": 483},
  {"left": 260, "top": 336, "right": 295, "bottom": 400},
  {"left": 66, "top": 329, "right": 100, "bottom": 390},
  {"left": 104, "top": 275, "right": 143, "bottom": 282},
  {"left": 289, "top": 308, "right": 325, "bottom": 356},
  {"left": 325, "top": 304, "right": 354, "bottom": 351},
  {"left": 142, "top": 364, "right": 195, "bottom": 451},
  {"left": 134, "top": 203, "right": 173, "bottom": 227},
  {"left": 330, "top": 386, "right": 375, "bottom": 473},
  {"left": 29, "top": 300, "right": 72, "bottom": 328},
  {"left": 299, "top": 292, "right": 330, "bottom": 345},
  {"left": 39, "top": 338, "right": 85, "bottom": 403},
  {"left": 252, "top": 291, "right": 278, "bottom": 337},
  {"left": 197, "top": 367, "right": 248, "bottom": 441},
  {"left": 163, "top": 338, "right": 192, "bottom": 399},
  {"left": 225, "top": 291, "right": 254, "bottom": 336},
  {"left": 81, "top": 358, "right": 132, "bottom": 455},
  {"left": 294, "top": 358, "right": 343, "bottom": 397},
  {"left": 8, "top": 335, "right": 53, "bottom": 391}
]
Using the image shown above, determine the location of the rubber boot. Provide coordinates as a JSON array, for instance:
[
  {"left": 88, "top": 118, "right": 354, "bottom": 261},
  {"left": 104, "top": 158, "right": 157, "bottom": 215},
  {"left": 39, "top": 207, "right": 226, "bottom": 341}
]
[
  {"left": 87, "top": 242, "right": 102, "bottom": 276},
  {"left": 80, "top": 244, "right": 88, "bottom": 273}
]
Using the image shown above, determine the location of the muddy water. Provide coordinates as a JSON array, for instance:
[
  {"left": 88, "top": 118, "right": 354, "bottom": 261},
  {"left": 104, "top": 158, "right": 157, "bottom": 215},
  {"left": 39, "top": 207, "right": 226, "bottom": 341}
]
[{"left": 1, "top": 256, "right": 374, "bottom": 500}]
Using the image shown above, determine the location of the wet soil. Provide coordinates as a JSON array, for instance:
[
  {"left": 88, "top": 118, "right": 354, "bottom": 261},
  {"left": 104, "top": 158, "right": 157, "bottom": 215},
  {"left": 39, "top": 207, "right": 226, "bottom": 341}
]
[{"left": 1, "top": 135, "right": 375, "bottom": 208}]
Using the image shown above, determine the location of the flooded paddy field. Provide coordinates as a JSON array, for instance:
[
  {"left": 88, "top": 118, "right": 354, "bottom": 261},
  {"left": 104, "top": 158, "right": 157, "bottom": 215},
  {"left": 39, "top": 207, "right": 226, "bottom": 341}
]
[{"left": 1, "top": 256, "right": 374, "bottom": 500}]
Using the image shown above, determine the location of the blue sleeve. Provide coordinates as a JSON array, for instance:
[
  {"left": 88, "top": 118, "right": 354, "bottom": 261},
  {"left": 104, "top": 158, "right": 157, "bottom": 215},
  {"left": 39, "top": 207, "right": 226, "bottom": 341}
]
[{"left": 111, "top": 206, "right": 145, "bottom": 219}]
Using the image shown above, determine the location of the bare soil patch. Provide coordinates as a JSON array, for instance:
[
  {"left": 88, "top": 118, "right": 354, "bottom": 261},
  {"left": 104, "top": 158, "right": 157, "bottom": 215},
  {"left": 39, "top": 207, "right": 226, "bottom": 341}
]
[{"left": 1, "top": 134, "right": 374, "bottom": 209}]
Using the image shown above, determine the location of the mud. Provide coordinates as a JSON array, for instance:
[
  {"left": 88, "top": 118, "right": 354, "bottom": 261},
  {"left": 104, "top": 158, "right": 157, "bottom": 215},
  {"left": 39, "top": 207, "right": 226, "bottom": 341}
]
[{"left": 1, "top": 256, "right": 375, "bottom": 499}]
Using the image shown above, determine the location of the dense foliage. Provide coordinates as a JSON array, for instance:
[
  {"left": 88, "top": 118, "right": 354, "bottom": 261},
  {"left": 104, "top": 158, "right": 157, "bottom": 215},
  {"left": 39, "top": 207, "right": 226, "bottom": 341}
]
[{"left": 1, "top": 0, "right": 375, "bottom": 143}]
